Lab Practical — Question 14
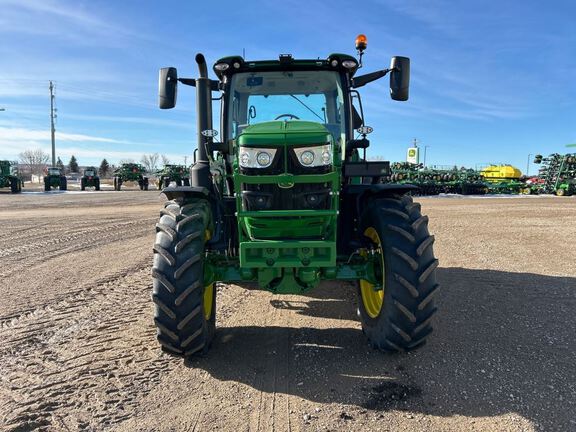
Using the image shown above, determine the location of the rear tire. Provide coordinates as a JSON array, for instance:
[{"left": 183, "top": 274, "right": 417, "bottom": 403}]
[
  {"left": 357, "top": 195, "right": 438, "bottom": 352},
  {"left": 44, "top": 178, "right": 50, "bottom": 191},
  {"left": 10, "top": 178, "right": 20, "bottom": 194},
  {"left": 60, "top": 177, "right": 67, "bottom": 191},
  {"left": 81, "top": 178, "right": 86, "bottom": 191},
  {"left": 95, "top": 179, "right": 100, "bottom": 191},
  {"left": 152, "top": 199, "right": 216, "bottom": 358}
]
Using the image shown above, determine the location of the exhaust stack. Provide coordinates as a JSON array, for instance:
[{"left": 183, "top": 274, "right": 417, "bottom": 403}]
[{"left": 191, "top": 53, "right": 213, "bottom": 190}]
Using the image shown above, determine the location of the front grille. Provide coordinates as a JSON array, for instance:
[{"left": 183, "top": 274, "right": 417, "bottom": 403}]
[
  {"left": 240, "top": 145, "right": 333, "bottom": 211},
  {"left": 242, "top": 183, "right": 331, "bottom": 211}
]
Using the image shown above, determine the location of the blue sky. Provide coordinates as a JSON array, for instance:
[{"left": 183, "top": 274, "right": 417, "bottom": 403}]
[{"left": 0, "top": 0, "right": 575, "bottom": 174}]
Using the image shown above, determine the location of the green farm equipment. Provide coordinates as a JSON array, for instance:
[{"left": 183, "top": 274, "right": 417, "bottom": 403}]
[
  {"left": 534, "top": 153, "right": 576, "bottom": 196},
  {"left": 44, "top": 167, "right": 67, "bottom": 191},
  {"left": 81, "top": 166, "right": 100, "bottom": 191},
  {"left": 457, "top": 169, "right": 487, "bottom": 195},
  {"left": 0, "top": 161, "right": 22, "bottom": 193},
  {"left": 112, "top": 163, "right": 149, "bottom": 191},
  {"left": 153, "top": 36, "right": 438, "bottom": 358},
  {"left": 389, "top": 163, "right": 472, "bottom": 195},
  {"left": 156, "top": 164, "right": 190, "bottom": 190}
]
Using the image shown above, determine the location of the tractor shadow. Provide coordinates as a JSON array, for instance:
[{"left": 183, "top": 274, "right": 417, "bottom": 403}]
[
  {"left": 268, "top": 280, "right": 358, "bottom": 321},
  {"left": 189, "top": 268, "right": 576, "bottom": 431}
]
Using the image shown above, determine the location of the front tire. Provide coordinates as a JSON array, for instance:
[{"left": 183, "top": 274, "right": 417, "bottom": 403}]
[
  {"left": 152, "top": 199, "right": 216, "bottom": 358},
  {"left": 357, "top": 195, "right": 439, "bottom": 352}
]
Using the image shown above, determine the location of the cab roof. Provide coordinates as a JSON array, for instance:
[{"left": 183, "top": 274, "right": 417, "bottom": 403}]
[{"left": 212, "top": 53, "right": 360, "bottom": 81}]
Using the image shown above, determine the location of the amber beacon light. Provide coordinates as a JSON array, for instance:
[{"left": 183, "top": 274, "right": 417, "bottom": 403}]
[{"left": 355, "top": 34, "right": 368, "bottom": 52}]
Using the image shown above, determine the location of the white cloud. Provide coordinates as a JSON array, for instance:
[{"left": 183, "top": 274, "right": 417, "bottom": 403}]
[{"left": 0, "top": 127, "right": 124, "bottom": 144}]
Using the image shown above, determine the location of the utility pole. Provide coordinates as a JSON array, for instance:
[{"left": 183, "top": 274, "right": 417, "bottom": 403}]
[
  {"left": 49, "top": 81, "right": 56, "bottom": 167},
  {"left": 184, "top": 155, "right": 188, "bottom": 165},
  {"left": 423, "top": 145, "right": 430, "bottom": 168},
  {"left": 526, "top": 153, "right": 532, "bottom": 176}
]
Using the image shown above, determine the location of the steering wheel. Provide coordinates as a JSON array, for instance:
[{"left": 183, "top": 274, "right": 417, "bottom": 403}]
[{"left": 274, "top": 114, "right": 300, "bottom": 120}]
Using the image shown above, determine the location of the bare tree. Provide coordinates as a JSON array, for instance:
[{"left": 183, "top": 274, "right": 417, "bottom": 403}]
[
  {"left": 141, "top": 153, "right": 160, "bottom": 173},
  {"left": 161, "top": 154, "right": 170, "bottom": 166},
  {"left": 118, "top": 159, "right": 135, "bottom": 165},
  {"left": 19, "top": 149, "right": 49, "bottom": 177}
]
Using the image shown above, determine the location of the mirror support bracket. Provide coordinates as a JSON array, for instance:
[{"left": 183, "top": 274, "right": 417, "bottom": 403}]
[{"left": 351, "top": 68, "right": 391, "bottom": 89}]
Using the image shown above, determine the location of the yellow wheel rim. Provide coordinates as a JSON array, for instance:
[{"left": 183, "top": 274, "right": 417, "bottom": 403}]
[
  {"left": 360, "top": 227, "right": 385, "bottom": 319},
  {"left": 203, "top": 229, "right": 214, "bottom": 320},
  {"left": 203, "top": 283, "right": 214, "bottom": 320}
]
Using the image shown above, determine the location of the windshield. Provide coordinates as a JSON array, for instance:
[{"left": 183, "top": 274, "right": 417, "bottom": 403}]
[
  {"left": 227, "top": 70, "right": 345, "bottom": 143},
  {"left": 48, "top": 168, "right": 60, "bottom": 175},
  {"left": 85, "top": 170, "right": 95, "bottom": 176}
]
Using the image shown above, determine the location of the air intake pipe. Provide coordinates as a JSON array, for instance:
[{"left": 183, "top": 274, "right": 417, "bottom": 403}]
[{"left": 190, "top": 53, "right": 213, "bottom": 190}]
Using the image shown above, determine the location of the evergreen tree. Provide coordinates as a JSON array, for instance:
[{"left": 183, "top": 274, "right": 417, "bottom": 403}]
[
  {"left": 56, "top": 157, "right": 65, "bottom": 171},
  {"left": 99, "top": 158, "right": 110, "bottom": 177},
  {"left": 68, "top": 155, "right": 79, "bottom": 173}
]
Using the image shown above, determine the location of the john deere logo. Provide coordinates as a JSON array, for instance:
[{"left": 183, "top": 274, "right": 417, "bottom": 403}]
[{"left": 408, "top": 149, "right": 416, "bottom": 157}]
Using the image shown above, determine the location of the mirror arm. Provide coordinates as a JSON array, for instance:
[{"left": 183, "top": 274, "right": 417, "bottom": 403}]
[
  {"left": 178, "top": 78, "right": 220, "bottom": 91},
  {"left": 351, "top": 68, "right": 392, "bottom": 89},
  {"left": 178, "top": 78, "right": 196, "bottom": 87}
]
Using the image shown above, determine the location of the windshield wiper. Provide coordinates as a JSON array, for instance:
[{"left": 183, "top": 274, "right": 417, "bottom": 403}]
[{"left": 289, "top": 95, "right": 325, "bottom": 122}]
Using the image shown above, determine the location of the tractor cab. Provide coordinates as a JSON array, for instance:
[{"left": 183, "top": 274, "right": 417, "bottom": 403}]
[{"left": 47, "top": 167, "right": 62, "bottom": 176}]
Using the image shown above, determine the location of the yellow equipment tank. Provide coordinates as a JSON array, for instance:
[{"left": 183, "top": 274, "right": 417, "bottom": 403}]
[{"left": 480, "top": 164, "right": 522, "bottom": 182}]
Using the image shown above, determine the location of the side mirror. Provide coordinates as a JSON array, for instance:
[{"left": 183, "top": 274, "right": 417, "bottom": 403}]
[
  {"left": 390, "top": 56, "right": 410, "bottom": 101},
  {"left": 159, "top": 67, "right": 178, "bottom": 109}
]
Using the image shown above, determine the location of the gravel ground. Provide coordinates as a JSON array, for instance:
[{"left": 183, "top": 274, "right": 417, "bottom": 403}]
[{"left": 0, "top": 191, "right": 574, "bottom": 432}]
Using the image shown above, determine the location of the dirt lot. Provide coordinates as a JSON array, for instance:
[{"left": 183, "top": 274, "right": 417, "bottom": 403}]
[{"left": 0, "top": 191, "right": 574, "bottom": 432}]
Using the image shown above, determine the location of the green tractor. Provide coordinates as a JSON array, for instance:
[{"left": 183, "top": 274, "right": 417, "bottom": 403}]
[
  {"left": 156, "top": 164, "right": 191, "bottom": 190},
  {"left": 81, "top": 166, "right": 101, "bottom": 191},
  {"left": 0, "top": 160, "right": 22, "bottom": 193},
  {"left": 44, "top": 167, "right": 67, "bottom": 191},
  {"left": 153, "top": 36, "right": 438, "bottom": 358},
  {"left": 112, "top": 163, "right": 149, "bottom": 191}
]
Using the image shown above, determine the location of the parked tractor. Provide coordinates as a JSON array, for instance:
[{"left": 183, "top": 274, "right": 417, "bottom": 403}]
[
  {"left": 44, "top": 167, "right": 67, "bottom": 191},
  {"left": 156, "top": 164, "right": 190, "bottom": 190},
  {"left": 0, "top": 160, "right": 22, "bottom": 193},
  {"left": 81, "top": 166, "right": 100, "bottom": 191},
  {"left": 153, "top": 36, "right": 438, "bottom": 358},
  {"left": 112, "top": 163, "right": 149, "bottom": 191}
]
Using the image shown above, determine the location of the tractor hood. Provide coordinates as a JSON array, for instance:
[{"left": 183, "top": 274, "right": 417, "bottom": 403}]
[{"left": 237, "top": 120, "right": 332, "bottom": 147}]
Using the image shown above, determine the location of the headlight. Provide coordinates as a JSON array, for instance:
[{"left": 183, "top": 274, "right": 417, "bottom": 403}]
[
  {"left": 239, "top": 147, "right": 277, "bottom": 168},
  {"left": 257, "top": 151, "right": 271, "bottom": 166},
  {"left": 294, "top": 144, "right": 332, "bottom": 167},
  {"left": 300, "top": 151, "right": 314, "bottom": 166}
]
